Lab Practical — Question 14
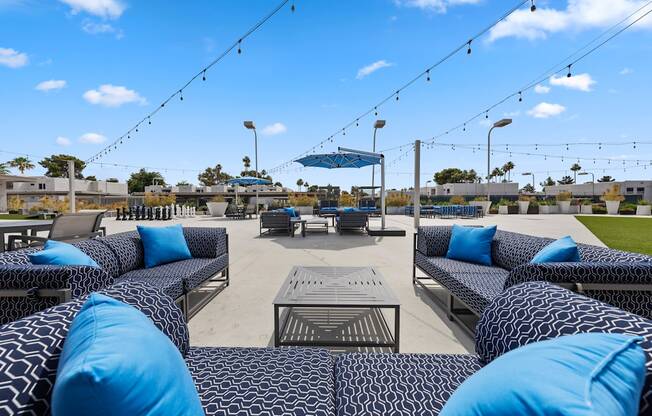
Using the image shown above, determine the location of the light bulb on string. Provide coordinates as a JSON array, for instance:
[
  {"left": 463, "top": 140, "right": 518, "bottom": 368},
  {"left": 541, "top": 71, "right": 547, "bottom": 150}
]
[
  {"left": 291, "top": 3, "right": 295, "bottom": 12},
  {"left": 467, "top": 40, "right": 472, "bottom": 55},
  {"left": 485, "top": 111, "right": 489, "bottom": 119},
  {"left": 633, "top": 141, "right": 637, "bottom": 149},
  {"left": 598, "top": 142, "right": 602, "bottom": 150},
  {"left": 374, "top": 107, "right": 378, "bottom": 116},
  {"left": 237, "top": 39, "right": 242, "bottom": 54},
  {"left": 518, "top": 91, "right": 522, "bottom": 102},
  {"left": 530, "top": 0, "right": 536, "bottom": 12},
  {"left": 463, "top": 123, "right": 466, "bottom": 132},
  {"left": 179, "top": 90, "right": 183, "bottom": 101},
  {"left": 148, "top": 117, "right": 152, "bottom": 125},
  {"left": 567, "top": 64, "right": 572, "bottom": 78},
  {"left": 426, "top": 69, "right": 431, "bottom": 82},
  {"left": 395, "top": 91, "right": 400, "bottom": 101},
  {"left": 202, "top": 70, "right": 206, "bottom": 81}
]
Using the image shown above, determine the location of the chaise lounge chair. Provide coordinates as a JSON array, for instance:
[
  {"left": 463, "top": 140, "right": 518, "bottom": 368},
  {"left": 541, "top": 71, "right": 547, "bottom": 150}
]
[{"left": 260, "top": 211, "right": 301, "bottom": 237}]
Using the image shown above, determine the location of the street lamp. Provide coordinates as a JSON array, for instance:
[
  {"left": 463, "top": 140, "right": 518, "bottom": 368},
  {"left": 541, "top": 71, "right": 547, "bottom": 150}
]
[
  {"left": 243, "top": 121, "right": 259, "bottom": 216},
  {"left": 425, "top": 180, "right": 432, "bottom": 199},
  {"left": 521, "top": 172, "right": 535, "bottom": 192},
  {"left": 371, "top": 120, "right": 386, "bottom": 200},
  {"left": 487, "top": 118, "right": 512, "bottom": 202},
  {"left": 578, "top": 171, "right": 595, "bottom": 199}
]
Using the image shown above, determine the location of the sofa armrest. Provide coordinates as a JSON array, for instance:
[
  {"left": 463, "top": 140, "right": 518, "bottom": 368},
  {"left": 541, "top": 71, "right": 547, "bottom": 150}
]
[
  {"left": 416, "top": 226, "right": 452, "bottom": 257},
  {"left": 182, "top": 227, "right": 228, "bottom": 258},
  {"left": 0, "top": 265, "right": 114, "bottom": 298},
  {"left": 505, "top": 262, "right": 652, "bottom": 290}
]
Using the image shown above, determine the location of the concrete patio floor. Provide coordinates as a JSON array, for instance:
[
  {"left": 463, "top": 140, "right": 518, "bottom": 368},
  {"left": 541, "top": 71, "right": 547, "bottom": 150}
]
[{"left": 103, "top": 214, "right": 604, "bottom": 354}]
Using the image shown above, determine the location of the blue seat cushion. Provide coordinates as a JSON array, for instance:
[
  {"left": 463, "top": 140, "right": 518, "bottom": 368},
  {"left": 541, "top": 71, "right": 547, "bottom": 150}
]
[
  {"left": 446, "top": 225, "right": 497, "bottom": 266},
  {"left": 441, "top": 333, "right": 646, "bottom": 416},
  {"left": 52, "top": 293, "right": 203, "bottom": 416},
  {"left": 186, "top": 347, "right": 335, "bottom": 416},
  {"left": 29, "top": 240, "right": 99, "bottom": 268},
  {"left": 283, "top": 207, "right": 299, "bottom": 217},
  {"left": 137, "top": 224, "right": 192, "bottom": 268},
  {"left": 531, "top": 235, "right": 581, "bottom": 264}
]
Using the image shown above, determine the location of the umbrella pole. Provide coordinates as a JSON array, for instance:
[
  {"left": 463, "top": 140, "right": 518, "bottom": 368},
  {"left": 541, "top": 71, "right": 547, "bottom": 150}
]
[{"left": 381, "top": 155, "right": 386, "bottom": 230}]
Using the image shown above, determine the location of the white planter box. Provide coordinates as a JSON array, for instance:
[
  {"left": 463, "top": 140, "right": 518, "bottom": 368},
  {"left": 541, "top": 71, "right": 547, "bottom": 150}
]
[
  {"left": 606, "top": 201, "right": 620, "bottom": 215},
  {"left": 498, "top": 206, "right": 509, "bottom": 215},
  {"left": 206, "top": 202, "right": 228, "bottom": 217},
  {"left": 558, "top": 200, "right": 571, "bottom": 214},
  {"left": 539, "top": 205, "right": 559, "bottom": 214},
  {"left": 386, "top": 206, "right": 405, "bottom": 215},
  {"left": 470, "top": 201, "right": 492, "bottom": 215},
  {"left": 517, "top": 201, "right": 530, "bottom": 214},
  {"left": 636, "top": 205, "right": 651, "bottom": 216},
  {"left": 296, "top": 206, "right": 314, "bottom": 216},
  {"left": 568, "top": 205, "right": 580, "bottom": 214},
  {"left": 580, "top": 205, "right": 593, "bottom": 214}
]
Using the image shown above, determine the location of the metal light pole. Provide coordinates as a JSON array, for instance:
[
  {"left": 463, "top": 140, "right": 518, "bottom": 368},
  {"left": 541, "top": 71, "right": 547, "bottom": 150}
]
[
  {"left": 487, "top": 118, "right": 512, "bottom": 202},
  {"left": 243, "top": 121, "right": 259, "bottom": 216},
  {"left": 522, "top": 172, "right": 535, "bottom": 192},
  {"left": 371, "top": 120, "right": 386, "bottom": 200},
  {"left": 425, "top": 180, "right": 432, "bottom": 199},
  {"left": 578, "top": 171, "right": 595, "bottom": 199}
]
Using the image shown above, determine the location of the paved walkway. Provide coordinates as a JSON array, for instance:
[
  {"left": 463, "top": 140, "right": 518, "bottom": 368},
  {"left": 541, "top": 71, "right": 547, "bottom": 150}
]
[{"left": 103, "top": 214, "right": 603, "bottom": 354}]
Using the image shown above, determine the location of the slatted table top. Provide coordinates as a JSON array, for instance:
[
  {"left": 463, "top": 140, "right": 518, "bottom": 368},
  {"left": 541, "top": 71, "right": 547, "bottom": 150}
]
[{"left": 273, "top": 266, "right": 400, "bottom": 307}]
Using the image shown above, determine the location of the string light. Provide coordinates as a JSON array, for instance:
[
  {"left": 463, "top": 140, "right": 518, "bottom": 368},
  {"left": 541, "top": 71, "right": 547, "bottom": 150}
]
[
  {"left": 202, "top": 70, "right": 206, "bottom": 81},
  {"left": 237, "top": 39, "right": 242, "bottom": 54},
  {"left": 567, "top": 64, "right": 572, "bottom": 78},
  {"left": 179, "top": 90, "right": 184, "bottom": 101},
  {"left": 426, "top": 69, "right": 431, "bottom": 82},
  {"left": 518, "top": 91, "right": 522, "bottom": 102},
  {"left": 467, "top": 40, "right": 472, "bottom": 55},
  {"left": 530, "top": 0, "right": 536, "bottom": 12}
]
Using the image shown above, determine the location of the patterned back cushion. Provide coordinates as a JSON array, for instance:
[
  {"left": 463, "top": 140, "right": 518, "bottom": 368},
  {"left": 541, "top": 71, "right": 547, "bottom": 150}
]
[
  {"left": 416, "top": 226, "right": 452, "bottom": 257},
  {"left": 0, "top": 281, "right": 189, "bottom": 415},
  {"left": 0, "top": 247, "right": 41, "bottom": 265},
  {"left": 98, "top": 231, "right": 145, "bottom": 274},
  {"left": 71, "top": 239, "right": 121, "bottom": 278},
  {"left": 491, "top": 230, "right": 553, "bottom": 270},
  {"left": 476, "top": 281, "right": 652, "bottom": 414},
  {"left": 182, "top": 227, "right": 228, "bottom": 258},
  {"left": 578, "top": 244, "right": 652, "bottom": 263}
]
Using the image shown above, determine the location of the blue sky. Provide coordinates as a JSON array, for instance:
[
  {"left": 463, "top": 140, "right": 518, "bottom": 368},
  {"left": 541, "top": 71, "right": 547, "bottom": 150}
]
[{"left": 1, "top": 0, "right": 651, "bottom": 191}]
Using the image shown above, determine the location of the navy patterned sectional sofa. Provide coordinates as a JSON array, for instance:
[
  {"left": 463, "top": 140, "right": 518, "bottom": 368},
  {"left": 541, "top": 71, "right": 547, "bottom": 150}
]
[
  {"left": 2, "top": 280, "right": 652, "bottom": 415},
  {"left": 414, "top": 226, "right": 652, "bottom": 329},
  {"left": 0, "top": 227, "right": 228, "bottom": 324}
]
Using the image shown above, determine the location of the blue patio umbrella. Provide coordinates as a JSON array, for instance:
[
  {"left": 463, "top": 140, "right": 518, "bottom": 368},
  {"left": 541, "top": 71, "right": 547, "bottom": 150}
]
[
  {"left": 294, "top": 148, "right": 388, "bottom": 229},
  {"left": 227, "top": 177, "right": 271, "bottom": 204}
]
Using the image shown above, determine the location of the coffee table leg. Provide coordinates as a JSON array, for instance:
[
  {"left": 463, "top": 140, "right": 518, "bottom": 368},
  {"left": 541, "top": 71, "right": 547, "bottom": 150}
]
[
  {"left": 274, "top": 305, "right": 280, "bottom": 347},
  {"left": 394, "top": 306, "right": 400, "bottom": 353}
]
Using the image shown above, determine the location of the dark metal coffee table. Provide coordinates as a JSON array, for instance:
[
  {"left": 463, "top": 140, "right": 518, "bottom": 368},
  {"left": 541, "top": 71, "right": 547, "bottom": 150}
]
[{"left": 273, "top": 266, "right": 400, "bottom": 352}]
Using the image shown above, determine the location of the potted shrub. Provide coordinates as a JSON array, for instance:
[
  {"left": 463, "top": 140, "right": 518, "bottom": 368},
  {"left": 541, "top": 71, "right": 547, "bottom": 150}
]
[
  {"left": 449, "top": 196, "right": 466, "bottom": 205},
  {"left": 556, "top": 191, "right": 572, "bottom": 214},
  {"left": 527, "top": 197, "right": 539, "bottom": 214},
  {"left": 600, "top": 185, "right": 624, "bottom": 215},
  {"left": 569, "top": 199, "right": 580, "bottom": 214},
  {"left": 579, "top": 199, "right": 593, "bottom": 214},
  {"left": 206, "top": 195, "right": 228, "bottom": 217},
  {"left": 497, "top": 198, "right": 510, "bottom": 215},
  {"left": 289, "top": 194, "right": 318, "bottom": 215},
  {"left": 619, "top": 202, "right": 636, "bottom": 215},
  {"left": 470, "top": 196, "right": 492, "bottom": 216},
  {"left": 517, "top": 195, "right": 530, "bottom": 214},
  {"left": 386, "top": 193, "right": 411, "bottom": 215},
  {"left": 636, "top": 200, "right": 651, "bottom": 216},
  {"left": 592, "top": 204, "right": 607, "bottom": 215}
]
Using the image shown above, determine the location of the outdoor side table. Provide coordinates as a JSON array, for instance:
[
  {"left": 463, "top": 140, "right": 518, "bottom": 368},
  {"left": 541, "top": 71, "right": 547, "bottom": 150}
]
[
  {"left": 273, "top": 266, "right": 400, "bottom": 352},
  {"left": 304, "top": 218, "right": 329, "bottom": 234}
]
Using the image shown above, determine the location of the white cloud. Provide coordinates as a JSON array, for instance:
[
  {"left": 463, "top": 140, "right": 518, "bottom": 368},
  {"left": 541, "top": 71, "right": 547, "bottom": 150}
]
[
  {"left": 0, "top": 47, "right": 28, "bottom": 68},
  {"left": 58, "top": 0, "right": 125, "bottom": 19},
  {"left": 489, "top": 0, "right": 652, "bottom": 42},
  {"left": 83, "top": 84, "right": 146, "bottom": 107},
  {"left": 549, "top": 73, "right": 596, "bottom": 92},
  {"left": 394, "top": 0, "right": 481, "bottom": 13},
  {"left": 82, "top": 20, "right": 124, "bottom": 38},
  {"left": 534, "top": 84, "right": 550, "bottom": 94},
  {"left": 356, "top": 60, "right": 393, "bottom": 79},
  {"left": 35, "top": 79, "right": 67, "bottom": 92},
  {"left": 503, "top": 110, "right": 520, "bottom": 117},
  {"left": 620, "top": 67, "right": 634, "bottom": 75},
  {"left": 79, "top": 132, "right": 107, "bottom": 144},
  {"left": 527, "top": 102, "right": 566, "bottom": 119},
  {"left": 261, "top": 122, "right": 287, "bottom": 136},
  {"left": 56, "top": 136, "right": 72, "bottom": 146}
]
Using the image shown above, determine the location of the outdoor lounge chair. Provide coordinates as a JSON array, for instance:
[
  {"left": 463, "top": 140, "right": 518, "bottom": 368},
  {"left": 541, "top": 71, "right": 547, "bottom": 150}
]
[
  {"left": 7, "top": 211, "right": 106, "bottom": 251},
  {"left": 319, "top": 200, "right": 339, "bottom": 215},
  {"left": 260, "top": 211, "right": 300, "bottom": 237},
  {"left": 336, "top": 211, "right": 368, "bottom": 235},
  {"left": 357, "top": 199, "right": 380, "bottom": 216},
  {"left": 4, "top": 280, "right": 652, "bottom": 415}
]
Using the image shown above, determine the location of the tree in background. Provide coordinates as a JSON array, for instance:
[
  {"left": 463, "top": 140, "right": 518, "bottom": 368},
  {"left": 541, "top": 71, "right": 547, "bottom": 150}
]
[
  {"left": 598, "top": 175, "right": 616, "bottom": 182},
  {"left": 106, "top": 178, "right": 119, "bottom": 183},
  {"left": 308, "top": 184, "right": 318, "bottom": 192},
  {"left": 176, "top": 180, "right": 190, "bottom": 186},
  {"left": 540, "top": 177, "right": 555, "bottom": 188},
  {"left": 0, "top": 163, "right": 9, "bottom": 175},
  {"left": 85, "top": 175, "right": 97, "bottom": 181},
  {"left": 433, "top": 168, "right": 478, "bottom": 185},
  {"left": 303, "top": 182, "right": 309, "bottom": 192},
  {"left": 296, "top": 178, "right": 304, "bottom": 191},
  {"left": 8, "top": 157, "right": 35, "bottom": 175},
  {"left": 39, "top": 154, "right": 86, "bottom": 178},
  {"left": 197, "top": 164, "right": 231, "bottom": 186},
  {"left": 242, "top": 156, "right": 251, "bottom": 172},
  {"left": 127, "top": 169, "right": 165, "bottom": 193},
  {"left": 570, "top": 163, "right": 582, "bottom": 183},
  {"left": 521, "top": 183, "right": 535, "bottom": 193},
  {"left": 502, "top": 161, "right": 515, "bottom": 182},
  {"left": 274, "top": 181, "right": 283, "bottom": 188},
  {"left": 490, "top": 167, "right": 504, "bottom": 183},
  {"left": 557, "top": 175, "right": 575, "bottom": 185}
]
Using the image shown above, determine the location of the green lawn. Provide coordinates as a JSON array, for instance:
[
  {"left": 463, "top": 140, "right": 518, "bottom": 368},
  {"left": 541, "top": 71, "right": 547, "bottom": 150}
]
[
  {"left": 0, "top": 214, "right": 32, "bottom": 220},
  {"left": 575, "top": 216, "right": 652, "bottom": 255}
]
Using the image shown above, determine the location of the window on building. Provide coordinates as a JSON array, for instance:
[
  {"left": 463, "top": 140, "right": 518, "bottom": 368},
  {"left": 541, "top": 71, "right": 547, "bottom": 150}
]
[
  {"left": 38, "top": 183, "right": 46, "bottom": 190},
  {"left": 626, "top": 187, "right": 634, "bottom": 193},
  {"left": 637, "top": 187, "right": 645, "bottom": 193}
]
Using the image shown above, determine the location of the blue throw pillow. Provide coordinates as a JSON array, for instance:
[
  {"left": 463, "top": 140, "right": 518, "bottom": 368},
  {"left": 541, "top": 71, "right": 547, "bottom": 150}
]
[
  {"left": 52, "top": 293, "right": 203, "bottom": 416},
  {"left": 137, "top": 224, "right": 192, "bottom": 268},
  {"left": 446, "top": 225, "right": 497, "bottom": 266},
  {"left": 29, "top": 240, "right": 99, "bottom": 267},
  {"left": 531, "top": 235, "right": 581, "bottom": 264},
  {"left": 440, "top": 333, "right": 646, "bottom": 416},
  {"left": 283, "top": 207, "right": 299, "bottom": 217}
]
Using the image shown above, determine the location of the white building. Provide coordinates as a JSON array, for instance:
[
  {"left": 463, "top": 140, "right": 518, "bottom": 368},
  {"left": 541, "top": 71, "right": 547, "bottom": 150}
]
[
  {"left": 424, "top": 182, "right": 519, "bottom": 197},
  {"left": 544, "top": 180, "right": 652, "bottom": 200}
]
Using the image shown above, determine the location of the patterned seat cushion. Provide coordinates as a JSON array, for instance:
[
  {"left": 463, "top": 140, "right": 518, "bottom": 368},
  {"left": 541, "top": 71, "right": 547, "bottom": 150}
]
[
  {"left": 116, "top": 274, "right": 185, "bottom": 300},
  {"left": 335, "top": 353, "right": 481, "bottom": 416},
  {"left": 186, "top": 347, "right": 335, "bottom": 416},
  {"left": 415, "top": 252, "right": 508, "bottom": 315},
  {"left": 476, "top": 281, "right": 652, "bottom": 414},
  {"left": 117, "top": 257, "right": 227, "bottom": 294},
  {"left": 0, "top": 281, "right": 189, "bottom": 415},
  {"left": 491, "top": 230, "right": 553, "bottom": 270},
  {"left": 579, "top": 243, "right": 652, "bottom": 263}
]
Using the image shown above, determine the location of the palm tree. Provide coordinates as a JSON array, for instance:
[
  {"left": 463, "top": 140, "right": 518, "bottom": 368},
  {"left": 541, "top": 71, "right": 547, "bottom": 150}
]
[
  {"left": 0, "top": 163, "right": 9, "bottom": 175},
  {"left": 491, "top": 168, "right": 502, "bottom": 183},
  {"left": 502, "top": 161, "right": 515, "bottom": 182},
  {"left": 242, "top": 156, "right": 251, "bottom": 172},
  {"left": 570, "top": 163, "right": 582, "bottom": 183},
  {"left": 296, "top": 178, "right": 304, "bottom": 191},
  {"left": 8, "top": 157, "right": 35, "bottom": 175},
  {"left": 304, "top": 182, "right": 309, "bottom": 192}
]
